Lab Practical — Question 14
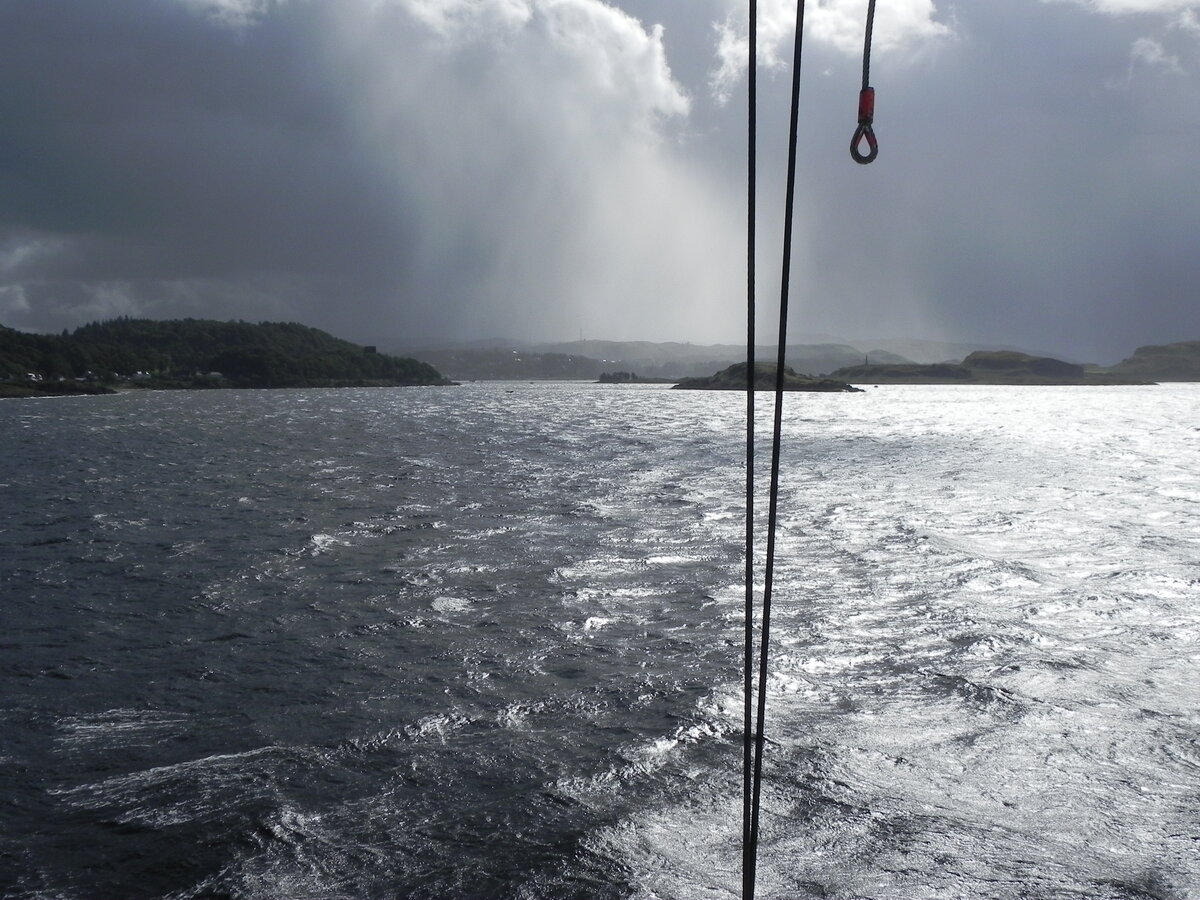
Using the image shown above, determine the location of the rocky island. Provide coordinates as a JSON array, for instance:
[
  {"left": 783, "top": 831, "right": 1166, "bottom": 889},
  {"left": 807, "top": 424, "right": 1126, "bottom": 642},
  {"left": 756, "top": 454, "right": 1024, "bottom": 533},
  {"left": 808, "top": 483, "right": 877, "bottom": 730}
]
[
  {"left": 1106, "top": 341, "right": 1200, "bottom": 382},
  {"left": 673, "top": 362, "right": 862, "bottom": 392}
]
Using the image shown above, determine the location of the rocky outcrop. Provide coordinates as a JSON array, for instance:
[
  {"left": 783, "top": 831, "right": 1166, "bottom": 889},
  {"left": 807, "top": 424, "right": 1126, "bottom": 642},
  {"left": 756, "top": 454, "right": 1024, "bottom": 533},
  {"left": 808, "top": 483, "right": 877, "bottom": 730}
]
[{"left": 1107, "top": 341, "right": 1200, "bottom": 382}]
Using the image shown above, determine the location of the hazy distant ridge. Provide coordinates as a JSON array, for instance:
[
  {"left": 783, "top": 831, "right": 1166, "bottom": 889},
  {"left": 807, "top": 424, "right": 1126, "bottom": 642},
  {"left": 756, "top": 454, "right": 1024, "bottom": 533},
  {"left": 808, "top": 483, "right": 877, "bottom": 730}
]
[
  {"left": 405, "top": 340, "right": 918, "bottom": 381},
  {"left": 403, "top": 337, "right": 1200, "bottom": 383}
]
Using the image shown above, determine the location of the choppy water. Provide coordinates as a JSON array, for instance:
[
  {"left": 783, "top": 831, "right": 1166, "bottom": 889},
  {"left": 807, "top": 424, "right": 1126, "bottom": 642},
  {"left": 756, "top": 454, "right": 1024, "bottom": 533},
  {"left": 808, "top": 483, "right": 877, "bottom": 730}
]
[{"left": 1, "top": 382, "right": 1198, "bottom": 899}]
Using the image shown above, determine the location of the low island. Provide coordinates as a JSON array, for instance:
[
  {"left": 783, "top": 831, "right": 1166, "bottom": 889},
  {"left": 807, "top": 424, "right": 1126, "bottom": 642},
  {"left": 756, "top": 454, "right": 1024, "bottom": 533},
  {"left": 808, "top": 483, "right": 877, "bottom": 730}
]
[
  {"left": 673, "top": 362, "right": 862, "bottom": 392},
  {"left": 596, "top": 371, "right": 676, "bottom": 384},
  {"left": 829, "top": 350, "right": 1155, "bottom": 385}
]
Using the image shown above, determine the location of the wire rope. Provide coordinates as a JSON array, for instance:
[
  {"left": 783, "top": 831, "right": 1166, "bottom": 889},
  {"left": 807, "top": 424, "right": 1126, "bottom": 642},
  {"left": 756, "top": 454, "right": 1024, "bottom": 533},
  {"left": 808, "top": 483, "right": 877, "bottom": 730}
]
[
  {"left": 742, "top": 0, "right": 758, "bottom": 893},
  {"left": 744, "top": 2, "right": 881, "bottom": 894},
  {"left": 744, "top": 1, "right": 806, "bottom": 897},
  {"left": 861, "top": 0, "right": 876, "bottom": 90}
]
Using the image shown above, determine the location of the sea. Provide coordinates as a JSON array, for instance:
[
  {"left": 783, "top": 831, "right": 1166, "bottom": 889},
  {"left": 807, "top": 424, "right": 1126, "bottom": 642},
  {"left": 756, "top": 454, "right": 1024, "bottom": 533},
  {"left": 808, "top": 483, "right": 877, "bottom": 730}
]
[{"left": 1, "top": 382, "right": 1198, "bottom": 900}]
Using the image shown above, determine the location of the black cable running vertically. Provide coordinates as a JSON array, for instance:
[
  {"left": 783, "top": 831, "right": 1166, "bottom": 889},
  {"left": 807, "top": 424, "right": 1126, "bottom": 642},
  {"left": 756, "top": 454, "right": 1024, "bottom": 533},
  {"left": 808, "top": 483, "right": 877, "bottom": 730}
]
[
  {"left": 744, "top": 1, "right": 806, "bottom": 897},
  {"left": 744, "top": 2, "right": 879, "bottom": 895},
  {"left": 742, "top": 0, "right": 758, "bottom": 893}
]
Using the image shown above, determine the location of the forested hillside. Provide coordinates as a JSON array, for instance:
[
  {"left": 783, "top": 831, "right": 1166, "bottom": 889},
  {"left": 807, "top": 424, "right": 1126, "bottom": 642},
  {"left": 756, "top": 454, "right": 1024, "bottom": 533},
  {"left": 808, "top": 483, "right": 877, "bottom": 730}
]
[{"left": 1, "top": 318, "right": 451, "bottom": 389}]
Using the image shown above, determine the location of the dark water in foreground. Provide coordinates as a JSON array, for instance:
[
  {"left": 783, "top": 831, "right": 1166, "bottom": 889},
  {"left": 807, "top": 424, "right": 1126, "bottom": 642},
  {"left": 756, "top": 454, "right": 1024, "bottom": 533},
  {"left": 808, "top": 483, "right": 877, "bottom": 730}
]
[{"left": 1, "top": 383, "right": 1198, "bottom": 899}]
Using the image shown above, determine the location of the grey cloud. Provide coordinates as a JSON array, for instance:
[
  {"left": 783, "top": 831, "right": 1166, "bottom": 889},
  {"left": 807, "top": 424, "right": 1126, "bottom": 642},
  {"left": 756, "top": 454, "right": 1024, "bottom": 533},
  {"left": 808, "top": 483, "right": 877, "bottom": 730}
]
[
  {"left": 1, "top": 2, "right": 410, "bottom": 284},
  {"left": 736, "top": 1, "right": 1200, "bottom": 361}
]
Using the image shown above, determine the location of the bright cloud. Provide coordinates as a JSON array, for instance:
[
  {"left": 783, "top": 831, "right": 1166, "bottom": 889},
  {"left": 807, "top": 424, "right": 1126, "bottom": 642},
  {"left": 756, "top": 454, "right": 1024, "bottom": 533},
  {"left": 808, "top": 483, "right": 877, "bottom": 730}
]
[
  {"left": 179, "top": 0, "right": 275, "bottom": 27},
  {"left": 188, "top": 0, "right": 688, "bottom": 119},
  {"left": 807, "top": 0, "right": 951, "bottom": 54},
  {"left": 400, "top": 0, "right": 535, "bottom": 37},
  {"left": 712, "top": 0, "right": 949, "bottom": 101},
  {"left": 1130, "top": 34, "right": 1184, "bottom": 69},
  {"left": 318, "top": 0, "right": 733, "bottom": 340}
]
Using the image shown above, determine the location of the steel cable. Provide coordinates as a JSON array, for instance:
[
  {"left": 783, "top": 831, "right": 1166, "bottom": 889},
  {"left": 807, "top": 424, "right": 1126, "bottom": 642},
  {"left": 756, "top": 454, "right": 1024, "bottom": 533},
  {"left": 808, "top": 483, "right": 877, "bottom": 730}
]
[{"left": 744, "top": 1, "right": 806, "bottom": 896}]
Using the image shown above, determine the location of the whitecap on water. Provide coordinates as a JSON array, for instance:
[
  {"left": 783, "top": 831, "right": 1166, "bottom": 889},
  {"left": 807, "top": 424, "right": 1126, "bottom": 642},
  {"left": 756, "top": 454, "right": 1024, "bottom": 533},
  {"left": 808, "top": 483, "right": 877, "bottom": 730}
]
[
  {"left": 645, "top": 554, "right": 700, "bottom": 566},
  {"left": 55, "top": 708, "right": 189, "bottom": 752},
  {"left": 430, "top": 596, "right": 472, "bottom": 615},
  {"left": 51, "top": 745, "right": 290, "bottom": 828},
  {"left": 404, "top": 712, "right": 470, "bottom": 742},
  {"left": 308, "top": 533, "right": 348, "bottom": 556}
]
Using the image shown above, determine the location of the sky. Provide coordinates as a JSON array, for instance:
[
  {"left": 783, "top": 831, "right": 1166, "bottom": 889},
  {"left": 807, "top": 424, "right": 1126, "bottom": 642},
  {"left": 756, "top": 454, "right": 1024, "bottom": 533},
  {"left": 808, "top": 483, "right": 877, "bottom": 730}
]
[{"left": 1, "top": 0, "right": 1198, "bottom": 363}]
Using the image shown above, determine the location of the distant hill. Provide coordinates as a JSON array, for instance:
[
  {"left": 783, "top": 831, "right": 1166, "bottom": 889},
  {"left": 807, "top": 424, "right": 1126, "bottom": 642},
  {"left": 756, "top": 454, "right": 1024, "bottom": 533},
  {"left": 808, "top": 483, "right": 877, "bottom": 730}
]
[
  {"left": 846, "top": 338, "right": 1066, "bottom": 365},
  {"left": 831, "top": 350, "right": 1150, "bottom": 385},
  {"left": 1107, "top": 341, "right": 1200, "bottom": 382},
  {"left": 407, "top": 347, "right": 606, "bottom": 381},
  {"left": 0, "top": 318, "right": 451, "bottom": 391}
]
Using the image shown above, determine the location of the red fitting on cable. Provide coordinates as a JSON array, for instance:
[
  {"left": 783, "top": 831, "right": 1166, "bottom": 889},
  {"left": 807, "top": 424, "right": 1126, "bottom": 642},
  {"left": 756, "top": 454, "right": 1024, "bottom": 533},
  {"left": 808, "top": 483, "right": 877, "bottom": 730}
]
[
  {"left": 850, "top": 87, "right": 878, "bottom": 164},
  {"left": 857, "top": 86, "right": 875, "bottom": 124}
]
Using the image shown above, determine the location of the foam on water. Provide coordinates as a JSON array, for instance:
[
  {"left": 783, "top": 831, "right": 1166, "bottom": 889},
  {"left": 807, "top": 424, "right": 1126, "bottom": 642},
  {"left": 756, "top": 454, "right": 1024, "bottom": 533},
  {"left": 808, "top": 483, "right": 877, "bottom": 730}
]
[{"left": 430, "top": 596, "right": 473, "bottom": 615}]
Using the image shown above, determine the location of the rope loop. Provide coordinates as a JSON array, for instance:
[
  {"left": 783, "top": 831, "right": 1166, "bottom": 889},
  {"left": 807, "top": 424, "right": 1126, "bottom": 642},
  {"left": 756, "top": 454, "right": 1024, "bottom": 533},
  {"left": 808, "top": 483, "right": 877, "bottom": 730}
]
[
  {"left": 851, "top": 124, "right": 877, "bottom": 164},
  {"left": 851, "top": 0, "right": 879, "bottom": 165},
  {"left": 850, "top": 86, "right": 877, "bottom": 164}
]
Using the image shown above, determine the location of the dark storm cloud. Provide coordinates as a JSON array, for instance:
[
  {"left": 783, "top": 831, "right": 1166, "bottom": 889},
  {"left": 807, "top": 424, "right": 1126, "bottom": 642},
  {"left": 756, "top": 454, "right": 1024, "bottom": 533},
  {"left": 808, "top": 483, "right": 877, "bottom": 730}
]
[
  {"left": 0, "top": 0, "right": 743, "bottom": 345},
  {"left": 0, "top": 2, "right": 415, "bottom": 323},
  {"left": 1, "top": 0, "right": 1198, "bottom": 360}
]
